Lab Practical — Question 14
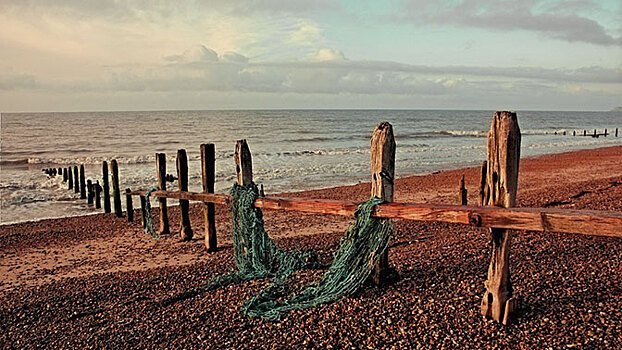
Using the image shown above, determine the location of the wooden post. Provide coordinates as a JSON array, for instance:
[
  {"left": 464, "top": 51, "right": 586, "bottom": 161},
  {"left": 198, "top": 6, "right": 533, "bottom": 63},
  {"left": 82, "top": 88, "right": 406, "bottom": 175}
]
[
  {"left": 177, "top": 149, "right": 193, "bottom": 241},
  {"left": 125, "top": 189, "right": 134, "bottom": 222},
  {"left": 201, "top": 144, "right": 217, "bottom": 252},
  {"left": 616, "top": 128, "right": 618, "bottom": 137},
  {"left": 583, "top": 129, "right": 586, "bottom": 136},
  {"left": 478, "top": 161, "right": 487, "bottom": 206},
  {"left": 111, "top": 159, "right": 123, "bottom": 218},
  {"left": 79, "top": 164, "right": 86, "bottom": 199},
  {"left": 73, "top": 166, "right": 79, "bottom": 193},
  {"left": 573, "top": 130, "right": 576, "bottom": 136},
  {"left": 95, "top": 181, "right": 102, "bottom": 209},
  {"left": 140, "top": 195, "right": 147, "bottom": 228},
  {"left": 459, "top": 175, "right": 468, "bottom": 205},
  {"left": 234, "top": 140, "right": 253, "bottom": 186},
  {"left": 63, "top": 168, "right": 68, "bottom": 182},
  {"left": 102, "top": 161, "right": 111, "bottom": 213},
  {"left": 87, "top": 179, "right": 93, "bottom": 205},
  {"left": 604, "top": 128, "right": 608, "bottom": 137},
  {"left": 370, "top": 122, "right": 395, "bottom": 285},
  {"left": 156, "top": 153, "right": 170, "bottom": 235},
  {"left": 481, "top": 111, "right": 521, "bottom": 325},
  {"left": 68, "top": 167, "right": 73, "bottom": 190},
  {"left": 594, "top": 129, "right": 597, "bottom": 137}
]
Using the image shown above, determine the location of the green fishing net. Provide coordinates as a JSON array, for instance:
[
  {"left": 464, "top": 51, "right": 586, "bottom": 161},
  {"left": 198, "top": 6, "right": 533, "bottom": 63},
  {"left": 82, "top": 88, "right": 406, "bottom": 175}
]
[{"left": 207, "top": 182, "right": 393, "bottom": 320}]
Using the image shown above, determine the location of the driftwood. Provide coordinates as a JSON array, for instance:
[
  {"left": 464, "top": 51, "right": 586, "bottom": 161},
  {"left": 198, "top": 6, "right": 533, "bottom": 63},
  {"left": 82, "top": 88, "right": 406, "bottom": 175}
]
[{"left": 370, "top": 122, "right": 395, "bottom": 285}]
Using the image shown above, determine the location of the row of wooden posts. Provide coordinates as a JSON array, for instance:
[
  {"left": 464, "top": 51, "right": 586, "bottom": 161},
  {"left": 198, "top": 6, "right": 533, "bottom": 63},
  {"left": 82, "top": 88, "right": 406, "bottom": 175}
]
[
  {"left": 44, "top": 112, "right": 622, "bottom": 325},
  {"left": 549, "top": 127, "right": 618, "bottom": 138}
]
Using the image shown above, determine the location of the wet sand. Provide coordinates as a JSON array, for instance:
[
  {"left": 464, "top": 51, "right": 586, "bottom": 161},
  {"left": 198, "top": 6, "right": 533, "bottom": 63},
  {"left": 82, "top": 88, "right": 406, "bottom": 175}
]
[{"left": 1, "top": 146, "right": 621, "bottom": 348}]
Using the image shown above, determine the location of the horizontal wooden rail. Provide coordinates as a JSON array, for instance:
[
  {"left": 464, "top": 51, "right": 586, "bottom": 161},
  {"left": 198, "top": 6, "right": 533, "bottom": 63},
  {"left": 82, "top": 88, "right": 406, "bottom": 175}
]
[{"left": 129, "top": 189, "right": 621, "bottom": 238}]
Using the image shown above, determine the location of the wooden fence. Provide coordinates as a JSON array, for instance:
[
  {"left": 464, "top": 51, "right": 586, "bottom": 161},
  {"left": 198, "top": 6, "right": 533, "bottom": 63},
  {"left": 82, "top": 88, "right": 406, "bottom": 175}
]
[{"left": 44, "top": 112, "right": 621, "bottom": 325}]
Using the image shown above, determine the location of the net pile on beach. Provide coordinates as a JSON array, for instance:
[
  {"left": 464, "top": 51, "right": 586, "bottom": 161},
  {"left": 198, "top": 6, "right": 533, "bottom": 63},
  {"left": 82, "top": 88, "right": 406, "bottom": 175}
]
[{"left": 206, "top": 182, "right": 393, "bottom": 320}]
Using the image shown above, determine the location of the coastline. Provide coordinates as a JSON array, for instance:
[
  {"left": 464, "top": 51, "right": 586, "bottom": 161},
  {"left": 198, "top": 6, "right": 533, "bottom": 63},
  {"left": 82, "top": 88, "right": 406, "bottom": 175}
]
[{"left": 1, "top": 145, "right": 621, "bottom": 348}]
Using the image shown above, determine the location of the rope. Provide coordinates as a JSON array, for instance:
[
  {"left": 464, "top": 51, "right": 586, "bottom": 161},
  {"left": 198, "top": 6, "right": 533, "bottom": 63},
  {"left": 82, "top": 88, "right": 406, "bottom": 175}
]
[
  {"left": 144, "top": 187, "right": 159, "bottom": 240},
  {"left": 206, "top": 182, "right": 393, "bottom": 320}
]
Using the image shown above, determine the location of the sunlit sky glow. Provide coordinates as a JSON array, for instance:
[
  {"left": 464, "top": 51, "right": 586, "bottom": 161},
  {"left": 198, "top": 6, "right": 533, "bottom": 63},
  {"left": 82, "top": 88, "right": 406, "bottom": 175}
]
[{"left": 1, "top": 0, "right": 621, "bottom": 111}]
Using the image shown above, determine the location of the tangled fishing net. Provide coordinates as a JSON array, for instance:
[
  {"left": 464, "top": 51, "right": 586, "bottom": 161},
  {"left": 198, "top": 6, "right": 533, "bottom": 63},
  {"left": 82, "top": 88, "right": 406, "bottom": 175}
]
[{"left": 207, "top": 182, "right": 393, "bottom": 320}]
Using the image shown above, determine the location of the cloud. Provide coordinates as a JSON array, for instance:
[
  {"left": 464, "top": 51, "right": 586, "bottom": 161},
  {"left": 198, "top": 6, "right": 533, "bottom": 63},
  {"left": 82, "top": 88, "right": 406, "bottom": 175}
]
[
  {"left": 312, "top": 48, "right": 347, "bottom": 62},
  {"left": 401, "top": 0, "right": 622, "bottom": 46}
]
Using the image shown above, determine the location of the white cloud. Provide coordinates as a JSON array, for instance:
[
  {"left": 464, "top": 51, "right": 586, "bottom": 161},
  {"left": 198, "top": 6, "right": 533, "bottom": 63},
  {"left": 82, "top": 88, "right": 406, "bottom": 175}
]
[{"left": 312, "top": 48, "right": 347, "bottom": 62}]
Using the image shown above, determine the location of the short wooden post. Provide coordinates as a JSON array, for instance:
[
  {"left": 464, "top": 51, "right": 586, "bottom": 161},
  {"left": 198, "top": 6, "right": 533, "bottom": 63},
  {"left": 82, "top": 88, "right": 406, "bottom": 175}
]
[
  {"left": 616, "top": 128, "right": 618, "bottom": 137},
  {"left": 63, "top": 168, "right": 68, "bottom": 182},
  {"left": 583, "top": 129, "right": 587, "bottom": 136},
  {"left": 481, "top": 111, "right": 521, "bottom": 325},
  {"left": 478, "top": 161, "right": 487, "bottom": 206},
  {"left": 594, "top": 129, "right": 597, "bottom": 137},
  {"left": 73, "top": 166, "right": 79, "bottom": 193},
  {"left": 370, "top": 122, "right": 395, "bottom": 285},
  {"left": 201, "top": 144, "right": 217, "bottom": 252},
  {"left": 110, "top": 160, "right": 123, "bottom": 218},
  {"left": 87, "top": 179, "right": 93, "bottom": 205},
  {"left": 140, "top": 195, "right": 147, "bottom": 228},
  {"left": 234, "top": 140, "right": 253, "bottom": 186},
  {"left": 156, "top": 153, "right": 170, "bottom": 235},
  {"left": 79, "top": 164, "right": 86, "bottom": 199},
  {"left": 125, "top": 189, "right": 134, "bottom": 222},
  {"left": 573, "top": 130, "right": 576, "bottom": 136},
  {"left": 459, "top": 174, "right": 468, "bottom": 205},
  {"left": 68, "top": 167, "right": 73, "bottom": 190},
  {"left": 95, "top": 181, "right": 102, "bottom": 209},
  {"left": 604, "top": 128, "right": 608, "bottom": 137},
  {"left": 177, "top": 149, "right": 193, "bottom": 241},
  {"left": 102, "top": 161, "right": 111, "bottom": 213}
]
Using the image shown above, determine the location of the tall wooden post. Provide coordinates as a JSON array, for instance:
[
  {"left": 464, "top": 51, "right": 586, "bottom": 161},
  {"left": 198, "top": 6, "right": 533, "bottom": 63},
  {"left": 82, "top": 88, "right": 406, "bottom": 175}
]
[
  {"left": 370, "top": 122, "right": 395, "bottom": 285},
  {"left": 478, "top": 161, "right": 487, "bottom": 206},
  {"left": 459, "top": 174, "right": 468, "bottom": 205},
  {"left": 73, "top": 166, "right": 79, "bottom": 194},
  {"left": 95, "top": 181, "right": 102, "bottom": 209},
  {"left": 481, "top": 111, "right": 521, "bottom": 325},
  {"left": 102, "top": 161, "right": 111, "bottom": 213},
  {"left": 177, "top": 149, "right": 193, "bottom": 241},
  {"left": 68, "top": 166, "right": 73, "bottom": 190},
  {"left": 79, "top": 165, "right": 86, "bottom": 199},
  {"left": 234, "top": 140, "right": 253, "bottom": 186},
  {"left": 156, "top": 153, "right": 170, "bottom": 235},
  {"left": 125, "top": 189, "right": 134, "bottom": 222},
  {"left": 201, "top": 144, "right": 217, "bottom": 252},
  {"left": 87, "top": 179, "right": 93, "bottom": 205},
  {"left": 110, "top": 160, "right": 123, "bottom": 218}
]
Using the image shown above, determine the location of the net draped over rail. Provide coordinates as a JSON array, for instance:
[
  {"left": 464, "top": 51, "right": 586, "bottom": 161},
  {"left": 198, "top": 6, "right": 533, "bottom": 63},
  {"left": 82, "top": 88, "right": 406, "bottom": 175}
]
[{"left": 206, "top": 182, "right": 393, "bottom": 320}]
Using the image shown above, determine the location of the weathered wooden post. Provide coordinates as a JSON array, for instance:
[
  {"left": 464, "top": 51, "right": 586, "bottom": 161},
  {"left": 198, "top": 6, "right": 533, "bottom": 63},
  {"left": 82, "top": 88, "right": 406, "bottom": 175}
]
[
  {"left": 73, "top": 166, "right": 79, "bottom": 193},
  {"left": 616, "top": 128, "right": 619, "bottom": 137},
  {"left": 370, "top": 122, "right": 395, "bottom": 285},
  {"left": 68, "top": 167, "right": 73, "bottom": 190},
  {"left": 87, "top": 179, "right": 93, "bottom": 205},
  {"left": 110, "top": 159, "right": 123, "bottom": 218},
  {"left": 235, "top": 140, "right": 253, "bottom": 186},
  {"left": 583, "top": 129, "right": 587, "bottom": 136},
  {"left": 573, "top": 130, "right": 576, "bottom": 136},
  {"left": 140, "top": 195, "right": 147, "bottom": 228},
  {"left": 594, "top": 129, "right": 597, "bottom": 137},
  {"left": 177, "top": 149, "right": 193, "bottom": 241},
  {"left": 201, "top": 144, "right": 217, "bottom": 252},
  {"left": 125, "top": 189, "right": 134, "bottom": 222},
  {"left": 95, "top": 181, "right": 102, "bottom": 209},
  {"left": 79, "top": 165, "right": 86, "bottom": 199},
  {"left": 459, "top": 174, "right": 468, "bottom": 205},
  {"left": 478, "top": 161, "right": 487, "bottom": 206},
  {"left": 480, "top": 111, "right": 521, "bottom": 325},
  {"left": 102, "top": 161, "right": 111, "bottom": 213},
  {"left": 604, "top": 128, "right": 608, "bottom": 137},
  {"left": 156, "top": 153, "right": 170, "bottom": 235},
  {"left": 63, "top": 168, "right": 68, "bottom": 182}
]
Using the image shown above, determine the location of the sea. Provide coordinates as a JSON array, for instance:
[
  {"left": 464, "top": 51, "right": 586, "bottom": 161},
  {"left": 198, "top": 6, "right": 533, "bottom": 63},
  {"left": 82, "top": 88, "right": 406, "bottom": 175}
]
[{"left": 1, "top": 110, "right": 621, "bottom": 225}]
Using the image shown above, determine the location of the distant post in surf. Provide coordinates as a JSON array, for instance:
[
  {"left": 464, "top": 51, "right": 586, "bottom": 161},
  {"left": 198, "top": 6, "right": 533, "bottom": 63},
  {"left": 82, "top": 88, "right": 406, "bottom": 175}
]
[
  {"left": 102, "top": 161, "right": 111, "bottom": 213},
  {"left": 79, "top": 165, "right": 86, "bottom": 199},
  {"left": 110, "top": 159, "right": 122, "bottom": 218},
  {"left": 73, "top": 166, "right": 79, "bottom": 194}
]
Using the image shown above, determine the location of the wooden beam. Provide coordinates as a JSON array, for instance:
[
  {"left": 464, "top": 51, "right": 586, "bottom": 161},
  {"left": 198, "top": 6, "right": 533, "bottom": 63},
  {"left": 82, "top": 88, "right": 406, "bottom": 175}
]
[
  {"left": 481, "top": 111, "right": 521, "bottom": 325},
  {"left": 370, "top": 121, "right": 395, "bottom": 285},
  {"left": 156, "top": 153, "right": 170, "bottom": 235},
  {"left": 177, "top": 149, "right": 193, "bottom": 241},
  {"left": 201, "top": 143, "right": 217, "bottom": 252},
  {"left": 127, "top": 190, "right": 622, "bottom": 238}
]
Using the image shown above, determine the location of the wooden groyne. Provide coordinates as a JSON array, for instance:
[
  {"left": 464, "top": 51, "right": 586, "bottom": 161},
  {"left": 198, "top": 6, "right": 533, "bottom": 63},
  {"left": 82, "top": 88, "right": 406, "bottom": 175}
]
[{"left": 42, "top": 112, "right": 621, "bottom": 326}]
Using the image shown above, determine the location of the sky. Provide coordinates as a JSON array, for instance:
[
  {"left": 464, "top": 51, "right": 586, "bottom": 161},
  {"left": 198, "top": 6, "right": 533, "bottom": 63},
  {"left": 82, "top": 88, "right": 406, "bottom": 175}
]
[{"left": 1, "top": 0, "right": 621, "bottom": 112}]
